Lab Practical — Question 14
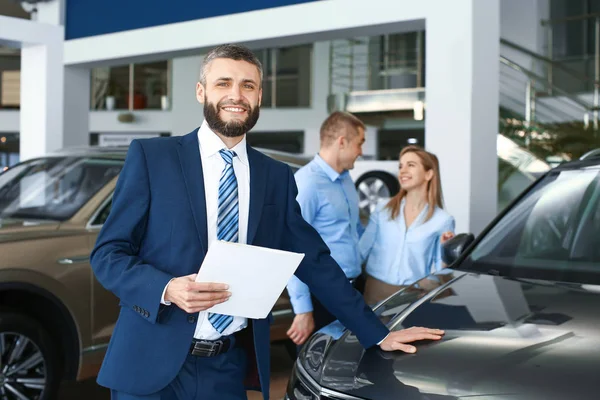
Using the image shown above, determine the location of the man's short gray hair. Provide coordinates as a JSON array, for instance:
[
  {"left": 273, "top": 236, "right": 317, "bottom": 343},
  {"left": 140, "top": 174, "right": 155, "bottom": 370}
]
[{"left": 199, "top": 44, "right": 263, "bottom": 87}]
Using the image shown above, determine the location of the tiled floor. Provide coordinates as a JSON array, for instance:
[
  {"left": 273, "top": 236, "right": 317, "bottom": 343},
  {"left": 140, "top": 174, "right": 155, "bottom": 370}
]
[{"left": 58, "top": 343, "right": 294, "bottom": 400}]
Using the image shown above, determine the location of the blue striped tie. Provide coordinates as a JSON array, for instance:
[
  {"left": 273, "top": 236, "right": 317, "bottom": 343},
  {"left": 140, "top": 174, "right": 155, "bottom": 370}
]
[{"left": 208, "top": 149, "right": 238, "bottom": 333}]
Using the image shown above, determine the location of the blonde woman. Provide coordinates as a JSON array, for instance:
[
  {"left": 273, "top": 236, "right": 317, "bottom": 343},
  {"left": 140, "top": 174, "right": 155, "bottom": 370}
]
[{"left": 359, "top": 145, "right": 455, "bottom": 305}]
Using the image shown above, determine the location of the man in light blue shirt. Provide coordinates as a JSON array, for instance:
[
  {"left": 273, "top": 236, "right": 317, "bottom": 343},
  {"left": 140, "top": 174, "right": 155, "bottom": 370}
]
[{"left": 286, "top": 111, "right": 367, "bottom": 346}]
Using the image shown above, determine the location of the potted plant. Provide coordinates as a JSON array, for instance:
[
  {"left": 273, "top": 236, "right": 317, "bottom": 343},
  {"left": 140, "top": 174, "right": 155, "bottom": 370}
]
[{"left": 105, "top": 81, "right": 119, "bottom": 110}]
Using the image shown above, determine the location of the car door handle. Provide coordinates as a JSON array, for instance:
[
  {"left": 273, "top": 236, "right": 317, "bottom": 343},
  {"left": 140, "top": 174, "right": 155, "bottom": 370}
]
[{"left": 57, "top": 255, "right": 90, "bottom": 265}]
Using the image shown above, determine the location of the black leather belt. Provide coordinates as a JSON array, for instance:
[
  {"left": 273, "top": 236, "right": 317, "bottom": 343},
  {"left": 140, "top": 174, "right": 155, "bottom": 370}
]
[{"left": 189, "top": 335, "right": 235, "bottom": 357}]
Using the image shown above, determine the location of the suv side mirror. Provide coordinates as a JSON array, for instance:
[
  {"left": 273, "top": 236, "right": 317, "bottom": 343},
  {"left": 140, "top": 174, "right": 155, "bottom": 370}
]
[{"left": 442, "top": 233, "right": 475, "bottom": 266}]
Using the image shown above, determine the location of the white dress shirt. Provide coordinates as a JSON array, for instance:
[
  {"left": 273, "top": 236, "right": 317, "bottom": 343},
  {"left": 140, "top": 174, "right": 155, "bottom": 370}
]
[{"left": 162, "top": 121, "right": 250, "bottom": 340}]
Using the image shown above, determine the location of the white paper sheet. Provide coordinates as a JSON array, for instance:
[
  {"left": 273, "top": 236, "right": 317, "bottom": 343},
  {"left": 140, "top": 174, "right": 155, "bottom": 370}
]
[{"left": 195, "top": 240, "right": 305, "bottom": 319}]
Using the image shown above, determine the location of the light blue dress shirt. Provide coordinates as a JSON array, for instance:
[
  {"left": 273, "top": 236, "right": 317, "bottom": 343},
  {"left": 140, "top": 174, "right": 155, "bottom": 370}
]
[
  {"left": 286, "top": 155, "right": 363, "bottom": 314},
  {"left": 360, "top": 198, "right": 455, "bottom": 286}
]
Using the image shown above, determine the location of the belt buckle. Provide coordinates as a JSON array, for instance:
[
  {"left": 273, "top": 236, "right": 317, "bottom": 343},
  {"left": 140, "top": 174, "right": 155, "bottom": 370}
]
[{"left": 193, "top": 339, "right": 223, "bottom": 357}]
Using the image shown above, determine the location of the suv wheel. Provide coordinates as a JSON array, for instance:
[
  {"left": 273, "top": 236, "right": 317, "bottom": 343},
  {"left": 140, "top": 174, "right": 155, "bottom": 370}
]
[
  {"left": 0, "top": 312, "right": 61, "bottom": 400},
  {"left": 356, "top": 172, "right": 399, "bottom": 219}
]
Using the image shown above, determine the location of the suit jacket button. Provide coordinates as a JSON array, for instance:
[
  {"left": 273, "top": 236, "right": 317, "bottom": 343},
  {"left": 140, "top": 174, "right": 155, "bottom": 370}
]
[
  {"left": 145, "top": 311, "right": 150, "bottom": 318},
  {"left": 188, "top": 316, "right": 196, "bottom": 324}
]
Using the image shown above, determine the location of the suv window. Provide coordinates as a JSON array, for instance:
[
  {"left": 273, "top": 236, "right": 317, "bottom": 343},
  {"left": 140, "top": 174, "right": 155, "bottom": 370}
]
[
  {"left": 0, "top": 157, "right": 123, "bottom": 221},
  {"left": 463, "top": 167, "right": 600, "bottom": 284},
  {"left": 91, "top": 198, "right": 113, "bottom": 227}
]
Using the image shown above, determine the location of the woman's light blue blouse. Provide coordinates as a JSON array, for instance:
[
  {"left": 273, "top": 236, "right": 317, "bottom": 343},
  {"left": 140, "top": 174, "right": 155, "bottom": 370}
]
[{"left": 359, "top": 198, "right": 455, "bottom": 286}]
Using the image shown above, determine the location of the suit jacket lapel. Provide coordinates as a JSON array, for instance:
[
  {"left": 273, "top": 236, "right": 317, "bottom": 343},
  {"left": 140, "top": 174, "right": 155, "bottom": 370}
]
[
  {"left": 177, "top": 130, "right": 208, "bottom": 254},
  {"left": 247, "top": 146, "right": 266, "bottom": 245}
]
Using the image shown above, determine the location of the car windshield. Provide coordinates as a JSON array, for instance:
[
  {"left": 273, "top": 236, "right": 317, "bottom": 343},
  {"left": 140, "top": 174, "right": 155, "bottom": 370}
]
[
  {"left": 459, "top": 165, "right": 600, "bottom": 285},
  {"left": 0, "top": 157, "right": 123, "bottom": 221}
]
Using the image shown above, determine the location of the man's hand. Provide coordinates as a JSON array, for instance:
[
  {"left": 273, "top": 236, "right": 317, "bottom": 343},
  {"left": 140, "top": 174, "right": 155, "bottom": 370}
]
[
  {"left": 379, "top": 327, "right": 445, "bottom": 353},
  {"left": 287, "top": 312, "right": 315, "bottom": 345},
  {"left": 164, "top": 274, "right": 230, "bottom": 313},
  {"left": 440, "top": 231, "right": 455, "bottom": 244}
]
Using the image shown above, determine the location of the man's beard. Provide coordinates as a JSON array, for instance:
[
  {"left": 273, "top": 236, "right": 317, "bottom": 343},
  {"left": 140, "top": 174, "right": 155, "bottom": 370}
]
[{"left": 203, "top": 98, "right": 260, "bottom": 138}]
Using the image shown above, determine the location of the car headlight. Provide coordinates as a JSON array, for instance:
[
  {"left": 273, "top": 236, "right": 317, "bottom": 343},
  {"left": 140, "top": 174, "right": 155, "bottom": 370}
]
[
  {"left": 286, "top": 333, "right": 331, "bottom": 400},
  {"left": 300, "top": 333, "right": 332, "bottom": 379},
  {"left": 286, "top": 361, "right": 321, "bottom": 400}
]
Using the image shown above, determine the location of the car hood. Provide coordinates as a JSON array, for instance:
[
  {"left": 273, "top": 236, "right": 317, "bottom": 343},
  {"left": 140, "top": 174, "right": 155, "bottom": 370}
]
[
  {"left": 311, "top": 272, "right": 600, "bottom": 400},
  {"left": 0, "top": 218, "right": 60, "bottom": 242}
]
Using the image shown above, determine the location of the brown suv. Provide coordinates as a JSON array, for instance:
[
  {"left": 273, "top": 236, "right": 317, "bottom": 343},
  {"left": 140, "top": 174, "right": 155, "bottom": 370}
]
[{"left": 0, "top": 146, "right": 309, "bottom": 399}]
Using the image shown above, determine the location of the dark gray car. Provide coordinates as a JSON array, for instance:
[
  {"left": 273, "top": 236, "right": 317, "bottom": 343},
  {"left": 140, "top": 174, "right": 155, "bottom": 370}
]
[{"left": 286, "top": 154, "right": 600, "bottom": 400}]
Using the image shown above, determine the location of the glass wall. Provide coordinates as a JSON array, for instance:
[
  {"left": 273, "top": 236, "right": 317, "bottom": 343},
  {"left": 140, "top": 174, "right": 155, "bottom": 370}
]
[
  {"left": 371, "top": 32, "right": 425, "bottom": 91},
  {"left": 0, "top": 52, "right": 21, "bottom": 110},
  {"left": 547, "top": 0, "right": 600, "bottom": 92},
  {"left": 89, "top": 43, "right": 312, "bottom": 111},
  {"left": 90, "top": 61, "right": 170, "bottom": 111},
  {"left": 329, "top": 33, "right": 424, "bottom": 95},
  {"left": 254, "top": 44, "right": 312, "bottom": 108}
]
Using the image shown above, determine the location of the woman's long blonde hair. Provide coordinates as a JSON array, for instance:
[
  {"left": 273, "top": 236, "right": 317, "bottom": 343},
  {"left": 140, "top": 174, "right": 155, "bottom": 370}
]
[{"left": 385, "top": 145, "right": 444, "bottom": 222}]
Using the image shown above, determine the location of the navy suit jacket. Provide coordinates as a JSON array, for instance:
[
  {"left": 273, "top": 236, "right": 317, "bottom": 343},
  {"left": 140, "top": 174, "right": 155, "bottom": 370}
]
[{"left": 90, "top": 129, "right": 389, "bottom": 397}]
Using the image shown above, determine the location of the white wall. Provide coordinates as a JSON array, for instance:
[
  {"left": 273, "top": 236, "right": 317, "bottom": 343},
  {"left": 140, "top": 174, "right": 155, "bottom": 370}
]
[
  {"left": 90, "top": 111, "right": 173, "bottom": 134},
  {"left": 63, "top": 66, "right": 90, "bottom": 147},
  {"left": 170, "top": 55, "right": 202, "bottom": 137},
  {"left": 0, "top": 15, "right": 65, "bottom": 161},
  {"left": 63, "top": 1, "right": 427, "bottom": 66},
  {"left": 3, "top": 0, "right": 501, "bottom": 234}
]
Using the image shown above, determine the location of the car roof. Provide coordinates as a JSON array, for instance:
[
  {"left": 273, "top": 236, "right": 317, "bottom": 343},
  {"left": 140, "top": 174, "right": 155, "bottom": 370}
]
[
  {"left": 45, "top": 145, "right": 311, "bottom": 166},
  {"left": 49, "top": 146, "right": 129, "bottom": 158},
  {"left": 553, "top": 151, "right": 600, "bottom": 171}
]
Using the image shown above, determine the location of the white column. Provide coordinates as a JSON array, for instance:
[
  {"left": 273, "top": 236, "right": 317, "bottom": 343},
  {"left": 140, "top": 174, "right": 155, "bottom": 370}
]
[
  {"left": 19, "top": 42, "right": 64, "bottom": 160},
  {"left": 425, "top": 0, "right": 500, "bottom": 235},
  {"left": 171, "top": 55, "right": 203, "bottom": 136},
  {"left": 303, "top": 41, "right": 331, "bottom": 156},
  {"left": 34, "top": 0, "right": 65, "bottom": 25},
  {"left": 36, "top": 0, "right": 90, "bottom": 149},
  {"left": 63, "top": 66, "right": 90, "bottom": 147},
  {"left": 0, "top": 14, "right": 64, "bottom": 162}
]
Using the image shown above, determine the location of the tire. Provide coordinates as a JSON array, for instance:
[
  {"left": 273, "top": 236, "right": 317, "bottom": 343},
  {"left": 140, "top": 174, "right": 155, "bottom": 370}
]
[
  {"left": 0, "top": 312, "right": 62, "bottom": 400},
  {"left": 355, "top": 171, "right": 400, "bottom": 220}
]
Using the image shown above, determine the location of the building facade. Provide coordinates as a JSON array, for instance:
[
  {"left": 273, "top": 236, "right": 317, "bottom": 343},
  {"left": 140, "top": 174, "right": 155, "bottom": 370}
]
[{"left": 5, "top": 0, "right": 585, "bottom": 234}]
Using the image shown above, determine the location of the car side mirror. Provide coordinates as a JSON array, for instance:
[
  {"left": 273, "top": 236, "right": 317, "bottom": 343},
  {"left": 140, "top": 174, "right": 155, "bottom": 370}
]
[{"left": 442, "top": 233, "right": 475, "bottom": 266}]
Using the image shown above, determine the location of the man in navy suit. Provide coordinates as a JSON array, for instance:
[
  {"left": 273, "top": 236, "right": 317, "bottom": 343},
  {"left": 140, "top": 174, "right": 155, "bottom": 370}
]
[{"left": 90, "top": 44, "right": 444, "bottom": 400}]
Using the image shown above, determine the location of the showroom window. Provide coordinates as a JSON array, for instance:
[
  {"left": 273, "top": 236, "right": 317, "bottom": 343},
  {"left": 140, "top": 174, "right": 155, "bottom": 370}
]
[
  {"left": 374, "top": 31, "right": 425, "bottom": 91},
  {"left": 0, "top": 133, "right": 19, "bottom": 171},
  {"left": 246, "top": 131, "right": 304, "bottom": 154},
  {"left": 90, "top": 60, "right": 170, "bottom": 111},
  {"left": 0, "top": 51, "right": 21, "bottom": 110},
  {"left": 254, "top": 44, "right": 312, "bottom": 108}
]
